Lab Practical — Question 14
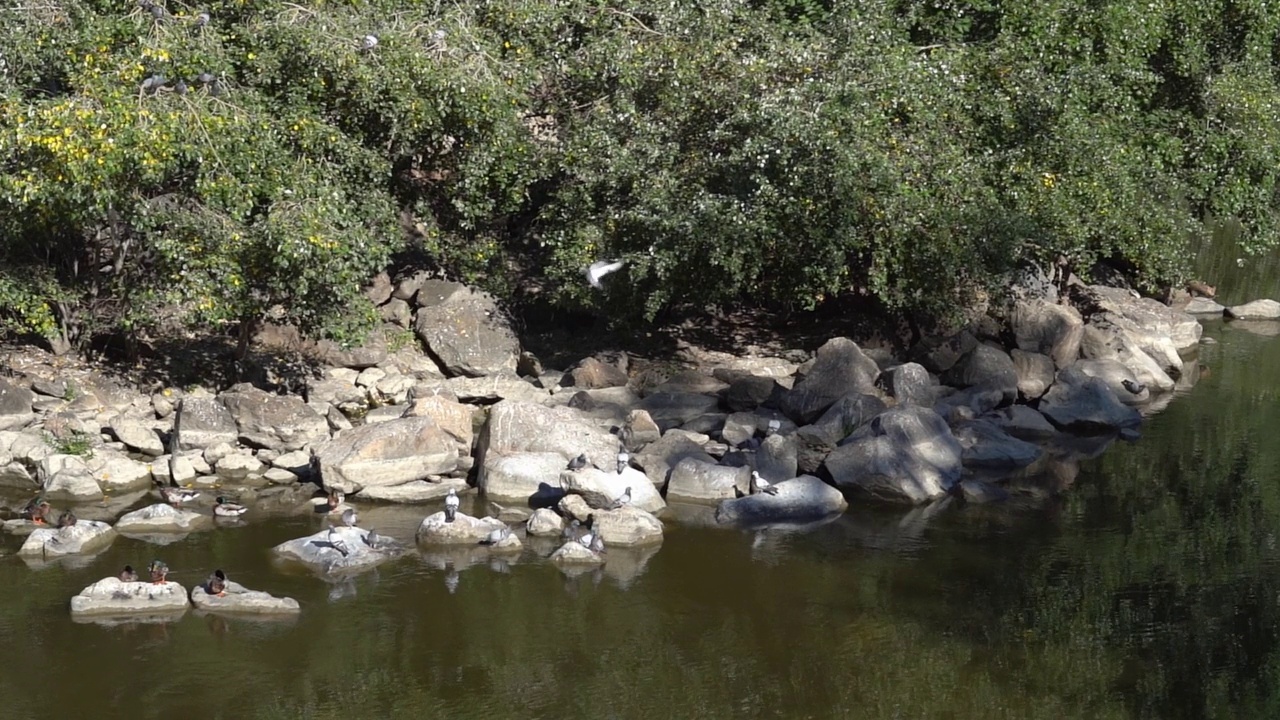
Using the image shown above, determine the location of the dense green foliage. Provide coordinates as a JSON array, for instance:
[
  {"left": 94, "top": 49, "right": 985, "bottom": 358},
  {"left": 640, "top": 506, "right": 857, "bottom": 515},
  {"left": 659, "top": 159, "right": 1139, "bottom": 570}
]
[{"left": 2, "top": 0, "right": 1279, "bottom": 349}]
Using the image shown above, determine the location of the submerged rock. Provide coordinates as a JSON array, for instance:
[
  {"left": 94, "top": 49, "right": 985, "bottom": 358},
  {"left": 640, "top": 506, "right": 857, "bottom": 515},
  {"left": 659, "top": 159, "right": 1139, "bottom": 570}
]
[
  {"left": 19, "top": 520, "right": 116, "bottom": 557},
  {"left": 115, "top": 503, "right": 212, "bottom": 533},
  {"left": 190, "top": 580, "right": 300, "bottom": 614},
  {"left": 69, "top": 577, "right": 189, "bottom": 617},
  {"left": 714, "top": 475, "right": 848, "bottom": 525}
]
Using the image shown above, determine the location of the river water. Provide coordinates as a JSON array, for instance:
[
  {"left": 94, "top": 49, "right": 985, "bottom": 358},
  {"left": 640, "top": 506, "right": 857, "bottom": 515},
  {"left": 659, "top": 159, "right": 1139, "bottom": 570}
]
[{"left": 1, "top": 241, "right": 1279, "bottom": 719}]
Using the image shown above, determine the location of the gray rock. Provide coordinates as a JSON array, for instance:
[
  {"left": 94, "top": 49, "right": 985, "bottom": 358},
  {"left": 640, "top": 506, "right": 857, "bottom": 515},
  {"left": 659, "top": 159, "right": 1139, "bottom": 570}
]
[
  {"left": 560, "top": 467, "right": 664, "bottom": 514},
  {"left": 0, "top": 378, "right": 35, "bottom": 430},
  {"left": 273, "top": 525, "right": 400, "bottom": 574},
  {"left": 779, "top": 337, "right": 881, "bottom": 423},
  {"left": 623, "top": 409, "right": 662, "bottom": 449},
  {"left": 41, "top": 454, "right": 104, "bottom": 501},
  {"left": 174, "top": 397, "right": 239, "bottom": 450},
  {"left": 1009, "top": 298, "right": 1084, "bottom": 368},
  {"left": 551, "top": 540, "right": 605, "bottom": 565},
  {"left": 89, "top": 453, "right": 154, "bottom": 492},
  {"left": 651, "top": 370, "right": 729, "bottom": 397},
  {"left": 823, "top": 406, "right": 963, "bottom": 504},
  {"left": 720, "top": 412, "right": 791, "bottom": 447},
  {"left": 566, "top": 357, "right": 629, "bottom": 388},
  {"left": 633, "top": 431, "right": 717, "bottom": 490},
  {"left": 952, "top": 419, "right": 1042, "bottom": 469},
  {"left": 639, "top": 391, "right": 722, "bottom": 432},
  {"left": 316, "top": 415, "right": 457, "bottom": 493},
  {"left": 477, "top": 400, "right": 622, "bottom": 472},
  {"left": 880, "top": 362, "right": 934, "bottom": 406},
  {"left": 1079, "top": 322, "right": 1175, "bottom": 393},
  {"left": 1086, "top": 285, "right": 1203, "bottom": 351},
  {"left": 307, "top": 373, "right": 367, "bottom": 411},
  {"left": 365, "top": 404, "right": 408, "bottom": 424},
  {"left": 107, "top": 415, "right": 165, "bottom": 456},
  {"left": 441, "top": 373, "right": 548, "bottom": 404},
  {"left": 381, "top": 297, "right": 414, "bottom": 327},
  {"left": 666, "top": 458, "right": 749, "bottom": 505},
  {"left": 413, "top": 279, "right": 521, "bottom": 377},
  {"left": 271, "top": 449, "right": 312, "bottom": 474},
  {"left": 314, "top": 334, "right": 388, "bottom": 369},
  {"left": 1091, "top": 312, "right": 1183, "bottom": 379},
  {"left": 20, "top": 520, "right": 116, "bottom": 556},
  {"left": 215, "top": 451, "right": 264, "bottom": 481},
  {"left": 942, "top": 343, "right": 1019, "bottom": 404},
  {"left": 806, "top": 392, "right": 887, "bottom": 446},
  {"left": 1010, "top": 349, "right": 1056, "bottom": 400},
  {"left": 912, "top": 332, "right": 978, "bottom": 373},
  {"left": 221, "top": 386, "right": 330, "bottom": 452},
  {"left": 988, "top": 405, "right": 1058, "bottom": 440},
  {"left": 756, "top": 434, "right": 798, "bottom": 482},
  {"left": 415, "top": 511, "right": 508, "bottom": 545},
  {"left": 525, "top": 508, "right": 566, "bottom": 537},
  {"left": 714, "top": 475, "right": 847, "bottom": 524},
  {"left": 1185, "top": 297, "right": 1225, "bottom": 315},
  {"left": 358, "top": 477, "right": 467, "bottom": 503},
  {"left": 70, "top": 577, "right": 189, "bottom": 616},
  {"left": 557, "top": 495, "right": 664, "bottom": 546},
  {"left": 1072, "top": 358, "right": 1150, "bottom": 405},
  {"left": 1037, "top": 368, "right": 1142, "bottom": 432},
  {"left": 191, "top": 580, "right": 300, "bottom": 614},
  {"left": 1226, "top": 298, "right": 1280, "bottom": 320},
  {"left": 479, "top": 451, "right": 568, "bottom": 505},
  {"left": 115, "top": 503, "right": 212, "bottom": 533},
  {"left": 724, "top": 375, "right": 784, "bottom": 412}
]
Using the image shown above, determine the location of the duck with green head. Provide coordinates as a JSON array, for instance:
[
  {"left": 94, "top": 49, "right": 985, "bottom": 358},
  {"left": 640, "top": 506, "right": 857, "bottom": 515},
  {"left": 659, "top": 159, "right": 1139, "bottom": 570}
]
[
  {"left": 148, "top": 560, "right": 169, "bottom": 584},
  {"left": 214, "top": 496, "right": 247, "bottom": 517}
]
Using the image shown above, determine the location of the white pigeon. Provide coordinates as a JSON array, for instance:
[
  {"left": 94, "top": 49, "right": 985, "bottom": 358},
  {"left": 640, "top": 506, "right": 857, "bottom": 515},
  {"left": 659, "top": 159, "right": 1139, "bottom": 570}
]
[
  {"left": 328, "top": 527, "right": 350, "bottom": 557},
  {"left": 766, "top": 419, "right": 781, "bottom": 436},
  {"left": 616, "top": 450, "right": 630, "bottom": 474},
  {"left": 481, "top": 525, "right": 511, "bottom": 546},
  {"left": 751, "top": 471, "right": 780, "bottom": 496},
  {"left": 444, "top": 488, "right": 460, "bottom": 523},
  {"left": 585, "top": 259, "right": 626, "bottom": 289}
]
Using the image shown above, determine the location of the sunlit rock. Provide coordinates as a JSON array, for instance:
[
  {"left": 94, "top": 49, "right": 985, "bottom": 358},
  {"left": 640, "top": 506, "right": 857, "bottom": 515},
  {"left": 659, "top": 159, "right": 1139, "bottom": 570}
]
[
  {"left": 69, "top": 577, "right": 189, "bottom": 617},
  {"left": 19, "top": 520, "right": 115, "bottom": 557},
  {"left": 715, "top": 475, "right": 848, "bottom": 525},
  {"left": 190, "top": 580, "right": 300, "bottom": 614},
  {"left": 115, "top": 503, "right": 212, "bottom": 533}
]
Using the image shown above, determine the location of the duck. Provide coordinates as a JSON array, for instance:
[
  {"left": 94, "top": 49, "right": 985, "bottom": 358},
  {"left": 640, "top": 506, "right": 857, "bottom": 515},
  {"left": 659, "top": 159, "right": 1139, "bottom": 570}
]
[
  {"left": 327, "top": 527, "right": 349, "bottom": 557},
  {"left": 214, "top": 496, "right": 247, "bottom": 517},
  {"left": 148, "top": 559, "right": 169, "bottom": 584},
  {"left": 561, "top": 518, "right": 581, "bottom": 542},
  {"left": 363, "top": 528, "right": 382, "bottom": 549},
  {"left": 119, "top": 565, "right": 139, "bottom": 582},
  {"left": 22, "top": 498, "right": 51, "bottom": 525},
  {"left": 750, "top": 471, "right": 780, "bottom": 496},
  {"left": 609, "top": 487, "right": 632, "bottom": 510},
  {"left": 56, "top": 510, "right": 77, "bottom": 528},
  {"left": 480, "top": 524, "right": 511, "bottom": 546},
  {"left": 567, "top": 453, "right": 588, "bottom": 471},
  {"left": 444, "top": 488, "right": 460, "bottom": 523},
  {"left": 159, "top": 485, "right": 201, "bottom": 506},
  {"left": 616, "top": 450, "right": 630, "bottom": 474},
  {"left": 206, "top": 569, "right": 228, "bottom": 596},
  {"left": 341, "top": 507, "right": 359, "bottom": 528}
]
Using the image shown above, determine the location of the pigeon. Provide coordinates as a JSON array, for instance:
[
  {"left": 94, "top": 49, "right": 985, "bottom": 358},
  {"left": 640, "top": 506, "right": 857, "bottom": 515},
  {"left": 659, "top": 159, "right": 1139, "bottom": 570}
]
[
  {"left": 585, "top": 259, "right": 626, "bottom": 289},
  {"left": 561, "top": 518, "right": 581, "bottom": 542},
  {"left": 578, "top": 514, "right": 597, "bottom": 549},
  {"left": 360, "top": 34, "right": 379, "bottom": 51},
  {"left": 341, "top": 507, "right": 359, "bottom": 528},
  {"left": 480, "top": 525, "right": 511, "bottom": 546},
  {"left": 751, "top": 471, "right": 780, "bottom": 496},
  {"left": 609, "top": 486, "right": 632, "bottom": 510},
  {"left": 328, "top": 527, "right": 350, "bottom": 557},
  {"left": 567, "top": 453, "right": 588, "bottom": 471},
  {"left": 173, "top": 79, "right": 188, "bottom": 95},
  {"left": 57, "top": 510, "right": 77, "bottom": 528},
  {"left": 766, "top": 419, "right": 781, "bottom": 436},
  {"left": 444, "top": 488, "right": 460, "bottom": 523},
  {"left": 148, "top": 559, "right": 170, "bottom": 584},
  {"left": 588, "top": 531, "right": 605, "bottom": 554},
  {"left": 197, "top": 72, "right": 215, "bottom": 85},
  {"left": 1121, "top": 378, "right": 1146, "bottom": 395},
  {"left": 149, "top": 3, "right": 164, "bottom": 20},
  {"left": 119, "top": 565, "right": 139, "bottom": 582},
  {"left": 616, "top": 450, "right": 630, "bottom": 474},
  {"left": 194, "top": 10, "right": 209, "bottom": 27},
  {"left": 363, "top": 528, "right": 381, "bottom": 549}
]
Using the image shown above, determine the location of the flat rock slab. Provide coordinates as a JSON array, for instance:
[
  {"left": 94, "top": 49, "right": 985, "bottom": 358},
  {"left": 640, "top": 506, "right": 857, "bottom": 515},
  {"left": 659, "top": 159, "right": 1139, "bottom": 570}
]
[
  {"left": 357, "top": 477, "right": 468, "bottom": 503},
  {"left": 1226, "top": 299, "right": 1280, "bottom": 320},
  {"left": 316, "top": 415, "right": 458, "bottom": 493},
  {"left": 272, "top": 526, "right": 401, "bottom": 575},
  {"left": 551, "top": 540, "right": 605, "bottom": 565},
  {"left": 190, "top": 580, "right": 300, "bottom": 614},
  {"left": 70, "top": 577, "right": 190, "bottom": 616},
  {"left": 19, "top": 520, "right": 116, "bottom": 557},
  {"left": 115, "top": 503, "right": 213, "bottom": 533},
  {"left": 559, "top": 467, "right": 665, "bottom": 514},
  {"left": 714, "top": 475, "right": 849, "bottom": 525}
]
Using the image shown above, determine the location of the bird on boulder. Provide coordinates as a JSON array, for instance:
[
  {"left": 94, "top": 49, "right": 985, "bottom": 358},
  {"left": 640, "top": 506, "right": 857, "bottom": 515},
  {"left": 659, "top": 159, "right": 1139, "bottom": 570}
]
[
  {"left": 568, "top": 453, "right": 588, "bottom": 471},
  {"left": 328, "top": 527, "right": 350, "bottom": 558},
  {"left": 609, "top": 487, "right": 632, "bottom": 510},
  {"left": 480, "top": 525, "right": 511, "bottom": 546},
  {"left": 206, "top": 569, "right": 228, "bottom": 597},
  {"left": 750, "top": 471, "right": 780, "bottom": 496},
  {"left": 119, "top": 565, "right": 139, "bottom": 582},
  {"left": 616, "top": 450, "right": 630, "bottom": 474},
  {"left": 57, "top": 510, "right": 77, "bottom": 528},
  {"left": 444, "top": 488, "right": 460, "bottom": 523}
]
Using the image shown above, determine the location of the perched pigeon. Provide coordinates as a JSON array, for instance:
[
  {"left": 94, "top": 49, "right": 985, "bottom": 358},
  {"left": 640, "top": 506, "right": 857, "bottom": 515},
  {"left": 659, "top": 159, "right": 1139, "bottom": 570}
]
[
  {"left": 616, "top": 450, "right": 630, "bottom": 474},
  {"left": 444, "top": 488, "right": 459, "bottom": 523},
  {"left": 1121, "top": 378, "right": 1146, "bottom": 395},
  {"left": 568, "top": 453, "right": 588, "bottom": 471},
  {"left": 480, "top": 525, "right": 511, "bottom": 546},
  {"left": 360, "top": 34, "right": 379, "bottom": 51},
  {"left": 609, "top": 486, "right": 632, "bottom": 510},
  {"left": 561, "top": 518, "right": 581, "bottom": 542},
  {"left": 766, "top": 419, "right": 781, "bottom": 436},
  {"left": 194, "top": 10, "right": 209, "bottom": 27},
  {"left": 363, "top": 528, "right": 381, "bottom": 549},
  {"left": 328, "top": 527, "right": 350, "bottom": 557},
  {"left": 751, "top": 471, "right": 780, "bottom": 496},
  {"left": 585, "top": 259, "right": 626, "bottom": 289},
  {"left": 341, "top": 507, "right": 359, "bottom": 528}
]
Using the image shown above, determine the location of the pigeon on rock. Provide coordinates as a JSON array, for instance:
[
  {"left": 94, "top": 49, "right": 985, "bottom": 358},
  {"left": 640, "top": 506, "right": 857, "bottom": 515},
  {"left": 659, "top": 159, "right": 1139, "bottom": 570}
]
[
  {"left": 568, "top": 453, "right": 588, "bottom": 471},
  {"left": 616, "top": 450, "right": 630, "bottom": 474},
  {"left": 609, "top": 487, "right": 632, "bottom": 510},
  {"left": 444, "top": 488, "right": 460, "bottom": 523},
  {"left": 328, "top": 527, "right": 350, "bottom": 558},
  {"left": 480, "top": 525, "right": 511, "bottom": 546},
  {"left": 750, "top": 470, "right": 780, "bottom": 496}
]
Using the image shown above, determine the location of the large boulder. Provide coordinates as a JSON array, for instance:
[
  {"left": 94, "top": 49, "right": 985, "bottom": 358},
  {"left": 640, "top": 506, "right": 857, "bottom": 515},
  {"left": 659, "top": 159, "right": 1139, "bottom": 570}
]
[
  {"left": 416, "top": 511, "right": 509, "bottom": 545},
  {"left": 714, "top": 475, "right": 848, "bottom": 525},
  {"left": 1079, "top": 322, "right": 1175, "bottom": 393},
  {"left": 115, "top": 503, "right": 212, "bottom": 533},
  {"left": 942, "top": 343, "right": 1019, "bottom": 404},
  {"left": 879, "top": 362, "right": 934, "bottom": 406},
  {"left": 823, "top": 406, "right": 963, "bottom": 504},
  {"left": 633, "top": 431, "right": 717, "bottom": 490},
  {"left": 272, "top": 525, "right": 400, "bottom": 574},
  {"left": 70, "top": 577, "right": 189, "bottom": 617},
  {"left": 807, "top": 393, "right": 887, "bottom": 445},
  {"left": 559, "top": 467, "right": 665, "bottom": 514},
  {"left": 666, "top": 458, "right": 749, "bottom": 505},
  {"left": 951, "top": 420, "right": 1042, "bottom": 469},
  {"left": 41, "top": 454, "right": 104, "bottom": 501},
  {"left": 89, "top": 453, "right": 153, "bottom": 493},
  {"left": 779, "top": 338, "right": 881, "bottom": 424},
  {"left": 1085, "top": 313, "right": 1182, "bottom": 381},
  {"left": 557, "top": 495, "right": 664, "bottom": 546},
  {"left": 174, "top": 397, "right": 239, "bottom": 450},
  {"left": 1037, "top": 368, "right": 1142, "bottom": 433},
  {"left": 402, "top": 393, "right": 475, "bottom": 451},
  {"left": 191, "top": 580, "right": 301, "bottom": 615},
  {"left": 220, "top": 386, "right": 330, "bottom": 451},
  {"left": 107, "top": 414, "right": 165, "bottom": 456},
  {"left": 1086, "top": 285, "right": 1203, "bottom": 351},
  {"left": 639, "top": 391, "right": 722, "bottom": 432},
  {"left": 755, "top": 434, "right": 799, "bottom": 482},
  {"left": 1072, "top": 358, "right": 1151, "bottom": 406},
  {"left": 413, "top": 280, "right": 521, "bottom": 377},
  {"left": 566, "top": 357, "right": 629, "bottom": 389},
  {"left": 20, "top": 520, "right": 116, "bottom": 556},
  {"left": 0, "top": 379, "right": 35, "bottom": 431},
  {"left": 316, "top": 416, "right": 458, "bottom": 493},
  {"left": 477, "top": 401, "right": 621, "bottom": 472},
  {"left": 1226, "top": 298, "right": 1280, "bottom": 320},
  {"left": 1009, "top": 298, "right": 1084, "bottom": 368},
  {"left": 358, "top": 477, "right": 468, "bottom": 504},
  {"left": 479, "top": 451, "right": 569, "bottom": 505}
]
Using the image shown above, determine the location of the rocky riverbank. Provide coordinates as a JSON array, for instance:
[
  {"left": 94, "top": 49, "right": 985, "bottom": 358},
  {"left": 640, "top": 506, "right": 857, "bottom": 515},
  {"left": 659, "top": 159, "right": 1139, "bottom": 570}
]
[{"left": 0, "top": 271, "right": 1264, "bottom": 605}]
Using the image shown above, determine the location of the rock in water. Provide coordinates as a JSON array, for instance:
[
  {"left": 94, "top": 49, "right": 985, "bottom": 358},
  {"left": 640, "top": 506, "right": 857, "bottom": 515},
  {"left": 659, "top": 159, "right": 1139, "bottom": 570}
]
[
  {"left": 19, "top": 520, "right": 116, "bottom": 557},
  {"left": 70, "top": 577, "right": 189, "bottom": 617},
  {"left": 190, "top": 580, "right": 300, "bottom": 615}
]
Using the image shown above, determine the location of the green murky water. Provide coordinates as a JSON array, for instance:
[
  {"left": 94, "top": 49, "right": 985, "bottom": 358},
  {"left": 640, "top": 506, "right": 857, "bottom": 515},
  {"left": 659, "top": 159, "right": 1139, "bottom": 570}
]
[{"left": 2, "top": 239, "right": 1280, "bottom": 719}]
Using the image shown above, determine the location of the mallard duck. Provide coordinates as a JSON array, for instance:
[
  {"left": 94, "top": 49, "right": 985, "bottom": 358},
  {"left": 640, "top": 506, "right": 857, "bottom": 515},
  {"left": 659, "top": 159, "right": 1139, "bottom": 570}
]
[
  {"left": 159, "top": 485, "right": 201, "bottom": 506},
  {"left": 56, "top": 510, "right": 77, "bottom": 528},
  {"left": 214, "top": 496, "right": 247, "bottom": 517},
  {"left": 148, "top": 559, "right": 169, "bottom": 584},
  {"left": 616, "top": 450, "right": 630, "bottom": 474},
  {"left": 22, "top": 498, "right": 51, "bottom": 525},
  {"left": 480, "top": 525, "right": 511, "bottom": 546},
  {"left": 609, "top": 487, "right": 632, "bottom": 510},
  {"left": 340, "top": 507, "right": 358, "bottom": 528},
  {"left": 750, "top": 471, "right": 780, "bottom": 496},
  {"left": 206, "top": 569, "right": 227, "bottom": 596},
  {"left": 327, "top": 527, "right": 349, "bottom": 557},
  {"left": 567, "top": 453, "right": 588, "bottom": 471},
  {"left": 444, "top": 488, "right": 459, "bottom": 523},
  {"left": 119, "top": 565, "right": 139, "bottom": 582}
]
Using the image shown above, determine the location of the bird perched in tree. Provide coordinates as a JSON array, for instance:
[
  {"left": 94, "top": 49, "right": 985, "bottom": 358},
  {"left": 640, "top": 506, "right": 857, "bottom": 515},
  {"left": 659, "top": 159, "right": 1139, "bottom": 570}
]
[
  {"left": 567, "top": 453, "right": 588, "bottom": 471},
  {"left": 148, "top": 560, "right": 170, "bottom": 584},
  {"left": 197, "top": 72, "right": 215, "bottom": 85},
  {"left": 585, "top": 259, "right": 626, "bottom": 289},
  {"left": 444, "top": 488, "right": 460, "bottom": 523},
  {"left": 751, "top": 470, "right": 780, "bottom": 496},
  {"left": 609, "top": 487, "right": 632, "bottom": 510},
  {"left": 56, "top": 510, "right": 77, "bottom": 528},
  {"left": 360, "top": 34, "right": 379, "bottom": 51},
  {"left": 193, "top": 10, "right": 210, "bottom": 27},
  {"left": 616, "top": 450, "right": 630, "bottom": 474},
  {"left": 480, "top": 525, "right": 511, "bottom": 546},
  {"left": 119, "top": 565, "right": 139, "bottom": 582},
  {"left": 214, "top": 496, "right": 247, "bottom": 517},
  {"left": 206, "top": 569, "right": 228, "bottom": 597},
  {"left": 341, "top": 507, "right": 359, "bottom": 528},
  {"left": 173, "top": 79, "right": 188, "bottom": 95},
  {"left": 328, "top": 527, "right": 349, "bottom": 557}
]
